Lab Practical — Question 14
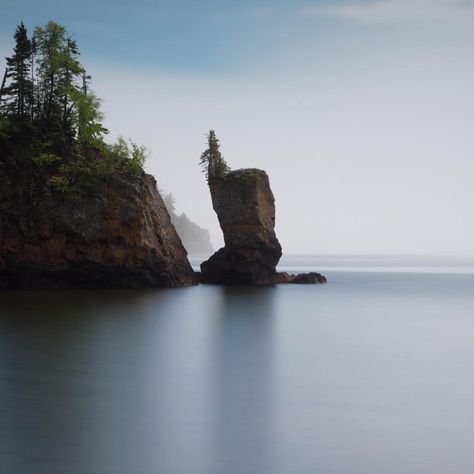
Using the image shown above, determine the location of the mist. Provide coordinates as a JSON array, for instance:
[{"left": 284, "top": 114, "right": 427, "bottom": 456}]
[
  {"left": 1, "top": 0, "right": 473, "bottom": 256},
  {"left": 90, "top": 50, "right": 474, "bottom": 256}
]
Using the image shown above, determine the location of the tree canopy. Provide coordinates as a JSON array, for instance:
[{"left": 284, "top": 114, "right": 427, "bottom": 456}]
[
  {"left": 199, "top": 130, "right": 230, "bottom": 185},
  {"left": 0, "top": 21, "right": 147, "bottom": 194}
]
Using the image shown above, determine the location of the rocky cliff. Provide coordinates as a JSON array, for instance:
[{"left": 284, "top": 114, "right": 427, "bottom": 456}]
[
  {"left": 0, "top": 158, "right": 197, "bottom": 289},
  {"left": 200, "top": 168, "right": 325, "bottom": 285}
]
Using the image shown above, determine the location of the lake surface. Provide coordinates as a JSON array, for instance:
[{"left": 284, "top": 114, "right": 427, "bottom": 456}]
[{"left": 1, "top": 258, "right": 474, "bottom": 474}]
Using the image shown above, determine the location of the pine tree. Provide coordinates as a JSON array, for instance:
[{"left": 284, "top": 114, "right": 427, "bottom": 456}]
[
  {"left": 0, "top": 68, "right": 7, "bottom": 104},
  {"left": 0, "top": 21, "right": 117, "bottom": 170},
  {"left": 1, "top": 22, "right": 34, "bottom": 119},
  {"left": 34, "top": 21, "right": 67, "bottom": 124},
  {"left": 59, "top": 36, "right": 83, "bottom": 143},
  {"left": 29, "top": 37, "right": 37, "bottom": 121},
  {"left": 33, "top": 21, "right": 106, "bottom": 150},
  {"left": 199, "top": 130, "right": 230, "bottom": 185}
]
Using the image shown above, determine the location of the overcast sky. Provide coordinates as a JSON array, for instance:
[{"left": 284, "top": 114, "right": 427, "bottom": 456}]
[{"left": 1, "top": 0, "right": 473, "bottom": 256}]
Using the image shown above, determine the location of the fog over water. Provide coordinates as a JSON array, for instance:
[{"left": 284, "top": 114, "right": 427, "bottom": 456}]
[{"left": 92, "top": 59, "right": 474, "bottom": 256}]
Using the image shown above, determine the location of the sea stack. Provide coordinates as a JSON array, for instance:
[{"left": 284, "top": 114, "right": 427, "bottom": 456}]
[
  {"left": 200, "top": 168, "right": 326, "bottom": 285},
  {"left": 200, "top": 169, "right": 282, "bottom": 284}
]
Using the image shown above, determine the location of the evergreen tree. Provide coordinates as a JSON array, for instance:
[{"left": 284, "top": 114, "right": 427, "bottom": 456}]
[
  {"left": 34, "top": 21, "right": 66, "bottom": 125},
  {"left": 1, "top": 22, "right": 33, "bottom": 119},
  {"left": 0, "top": 20, "right": 146, "bottom": 182},
  {"left": 59, "top": 37, "right": 82, "bottom": 135},
  {"left": 199, "top": 130, "right": 230, "bottom": 184},
  {"left": 29, "top": 37, "right": 37, "bottom": 121},
  {"left": 0, "top": 68, "right": 8, "bottom": 105},
  {"left": 33, "top": 21, "right": 105, "bottom": 150}
]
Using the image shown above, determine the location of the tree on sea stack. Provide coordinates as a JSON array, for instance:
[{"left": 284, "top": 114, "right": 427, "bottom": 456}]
[{"left": 199, "top": 130, "right": 230, "bottom": 185}]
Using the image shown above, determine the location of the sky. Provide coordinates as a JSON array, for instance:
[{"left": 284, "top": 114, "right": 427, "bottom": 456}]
[{"left": 1, "top": 0, "right": 473, "bottom": 256}]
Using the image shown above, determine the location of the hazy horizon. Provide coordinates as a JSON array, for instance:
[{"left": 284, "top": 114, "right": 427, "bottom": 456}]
[{"left": 1, "top": 0, "right": 473, "bottom": 256}]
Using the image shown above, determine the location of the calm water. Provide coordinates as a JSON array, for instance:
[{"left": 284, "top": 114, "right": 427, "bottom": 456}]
[{"left": 1, "top": 260, "right": 474, "bottom": 474}]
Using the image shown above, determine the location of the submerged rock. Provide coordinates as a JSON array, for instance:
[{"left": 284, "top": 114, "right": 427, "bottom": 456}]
[
  {"left": 0, "top": 159, "right": 197, "bottom": 289},
  {"left": 200, "top": 168, "right": 325, "bottom": 285}
]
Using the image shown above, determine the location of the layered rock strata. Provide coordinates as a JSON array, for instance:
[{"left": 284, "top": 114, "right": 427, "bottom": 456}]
[
  {"left": 0, "top": 159, "right": 197, "bottom": 289},
  {"left": 200, "top": 168, "right": 326, "bottom": 285}
]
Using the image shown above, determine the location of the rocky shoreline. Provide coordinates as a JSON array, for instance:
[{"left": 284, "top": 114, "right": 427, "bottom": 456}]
[{"left": 0, "top": 160, "right": 325, "bottom": 289}]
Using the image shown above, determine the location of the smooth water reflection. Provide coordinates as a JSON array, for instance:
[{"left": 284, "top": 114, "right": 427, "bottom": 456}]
[{"left": 1, "top": 272, "right": 474, "bottom": 473}]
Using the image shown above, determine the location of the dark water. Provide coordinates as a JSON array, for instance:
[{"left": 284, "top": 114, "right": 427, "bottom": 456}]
[{"left": 1, "top": 269, "right": 474, "bottom": 474}]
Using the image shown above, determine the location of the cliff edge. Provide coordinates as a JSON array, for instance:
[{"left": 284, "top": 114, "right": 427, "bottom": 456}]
[
  {"left": 0, "top": 158, "right": 197, "bottom": 289},
  {"left": 200, "top": 168, "right": 326, "bottom": 285}
]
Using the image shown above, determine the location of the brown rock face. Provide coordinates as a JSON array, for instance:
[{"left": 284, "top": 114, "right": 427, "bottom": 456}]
[
  {"left": 201, "top": 169, "right": 281, "bottom": 284},
  {"left": 0, "top": 159, "right": 197, "bottom": 289},
  {"left": 200, "top": 168, "right": 325, "bottom": 285}
]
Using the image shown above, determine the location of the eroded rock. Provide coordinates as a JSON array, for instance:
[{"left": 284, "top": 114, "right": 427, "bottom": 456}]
[
  {"left": 0, "top": 159, "right": 197, "bottom": 289},
  {"left": 200, "top": 168, "right": 325, "bottom": 285}
]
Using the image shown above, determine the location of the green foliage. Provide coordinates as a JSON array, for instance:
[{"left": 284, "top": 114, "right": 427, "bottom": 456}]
[
  {"left": 70, "top": 87, "right": 108, "bottom": 149},
  {"left": 129, "top": 141, "right": 147, "bottom": 175},
  {"left": 32, "top": 152, "right": 61, "bottom": 165},
  {"left": 0, "top": 21, "right": 107, "bottom": 151},
  {"left": 0, "top": 21, "right": 147, "bottom": 195},
  {"left": 1, "top": 22, "right": 34, "bottom": 118},
  {"left": 49, "top": 174, "right": 70, "bottom": 193},
  {"left": 47, "top": 139, "right": 148, "bottom": 197},
  {"left": 34, "top": 22, "right": 69, "bottom": 123},
  {"left": 107, "top": 136, "right": 129, "bottom": 161},
  {"left": 0, "top": 115, "right": 11, "bottom": 139},
  {"left": 105, "top": 137, "right": 147, "bottom": 177},
  {"left": 199, "top": 130, "right": 230, "bottom": 185}
]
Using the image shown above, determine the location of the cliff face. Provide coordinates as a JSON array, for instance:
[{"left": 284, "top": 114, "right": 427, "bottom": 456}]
[
  {"left": 200, "top": 169, "right": 282, "bottom": 284},
  {"left": 0, "top": 159, "right": 197, "bottom": 289},
  {"left": 200, "top": 168, "right": 326, "bottom": 285}
]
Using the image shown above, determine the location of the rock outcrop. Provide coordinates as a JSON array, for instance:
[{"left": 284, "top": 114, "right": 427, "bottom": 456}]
[
  {"left": 0, "top": 159, "right": 197, "bottom": 289},
  {"left": 200, "top": 168, "right": 325, "bottom": 285},
  {"left": 276, "top": 272, "right": 327, "bottom": 284}
]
